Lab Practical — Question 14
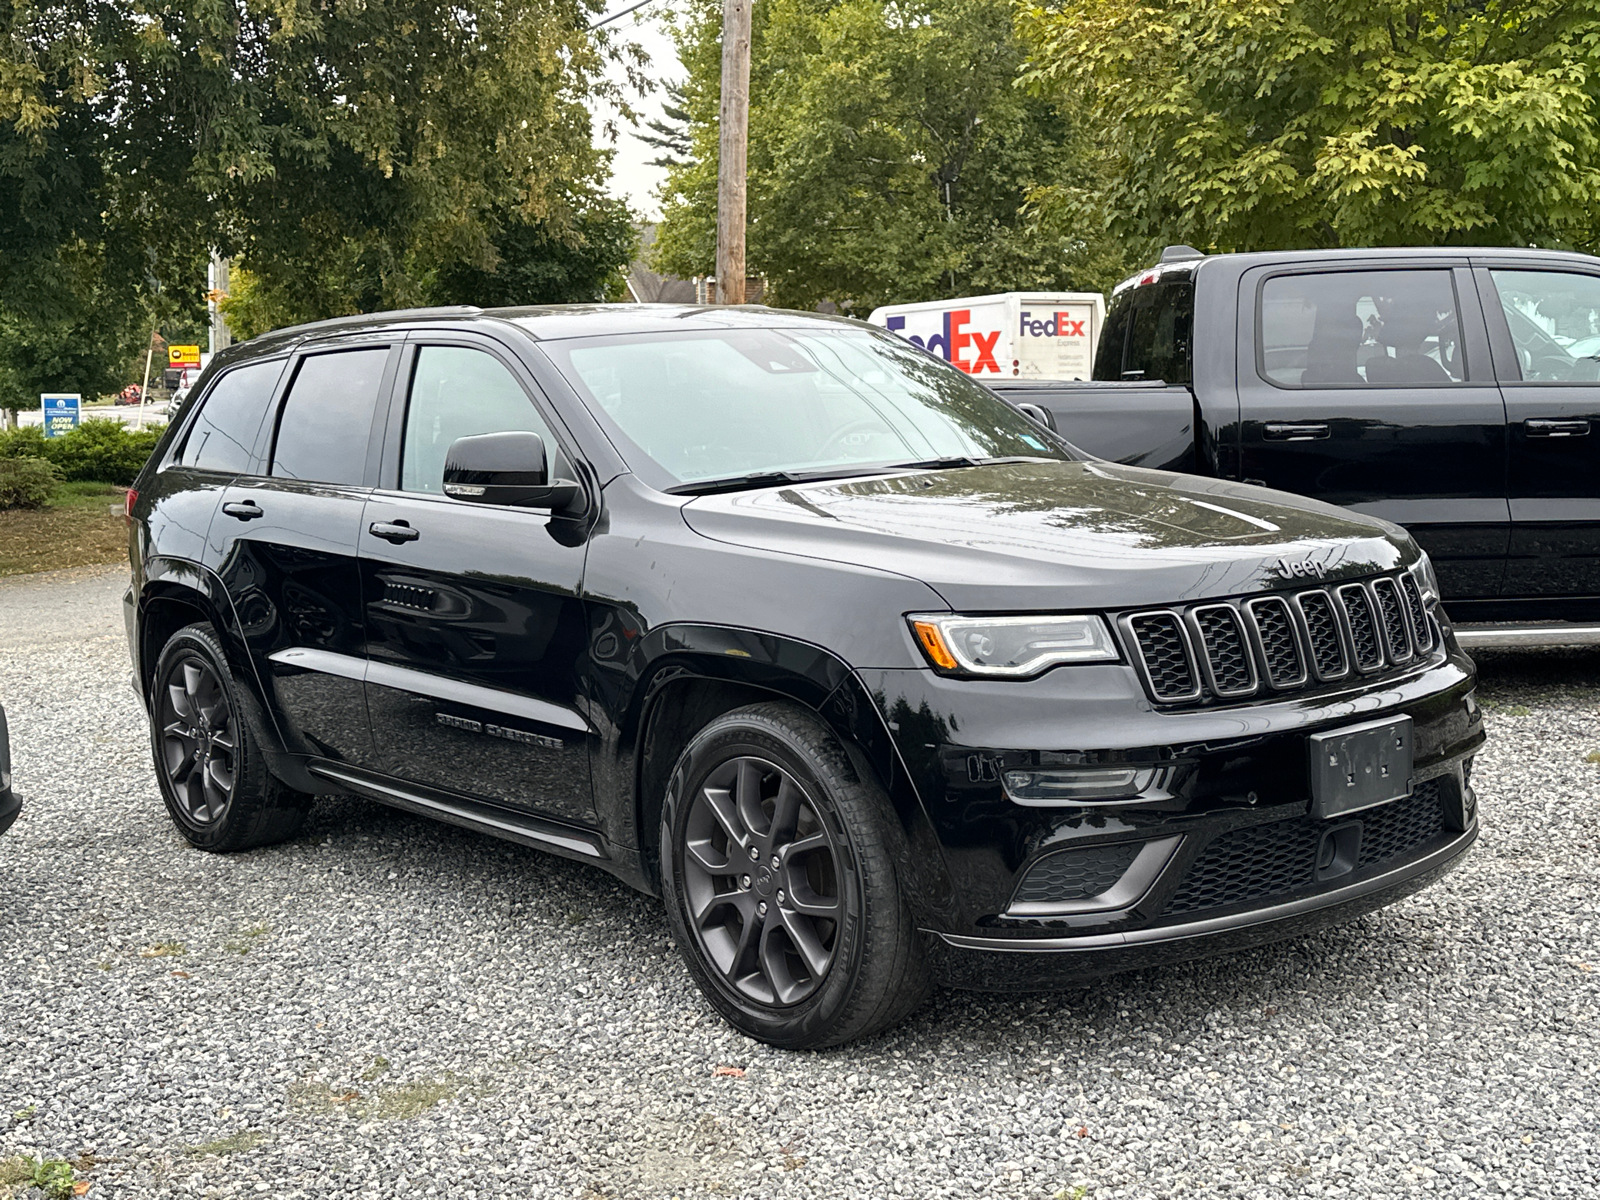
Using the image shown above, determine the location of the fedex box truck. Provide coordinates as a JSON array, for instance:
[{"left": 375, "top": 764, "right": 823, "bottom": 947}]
[{"left": 867, "top": 292, "right": 1106, "bottom": 381}]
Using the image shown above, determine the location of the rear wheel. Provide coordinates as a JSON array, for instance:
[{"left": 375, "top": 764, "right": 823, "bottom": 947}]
[
  {"left": 150, "top": 623, "right": 312, "bottom": 852},
  {"left": 661, "top": 702, "right": 929, "bottom": 1048}
]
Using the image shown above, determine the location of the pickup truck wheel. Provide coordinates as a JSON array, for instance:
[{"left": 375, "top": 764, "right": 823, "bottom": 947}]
[
  {"left": 661, "top": 702, "right": 929, "bottom": 1048},
  {"left": 150, "top": 623, "right": 312, "bottom": 852}
]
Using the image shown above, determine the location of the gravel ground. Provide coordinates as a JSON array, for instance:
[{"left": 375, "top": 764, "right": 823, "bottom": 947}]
[{"left": 0, "top": 565, "right": 1595, "bottom": 1199}]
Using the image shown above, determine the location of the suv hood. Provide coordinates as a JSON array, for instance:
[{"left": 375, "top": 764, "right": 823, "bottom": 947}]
[{"left": 680, "top": 460, "right": 1411, "bottom": 611}]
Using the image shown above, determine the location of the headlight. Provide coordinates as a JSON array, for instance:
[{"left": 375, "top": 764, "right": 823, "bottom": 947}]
[
  {"left": 908, "top": 613, "right": 1119, "bottom": 677},
  {"left": 1411, "top": 553, "right": 1440, "bottom": 601}
]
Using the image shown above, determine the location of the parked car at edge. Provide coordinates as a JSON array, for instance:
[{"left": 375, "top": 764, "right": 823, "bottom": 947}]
[
  {"left": 0, "top": 703, "right": 17, "bottom": 837},
  {"left": 123, "top": 305, "right": 1484, "bottom": 1047},
  {"left": 988, "top": 247, "right": 1600, "bottom": 625}
]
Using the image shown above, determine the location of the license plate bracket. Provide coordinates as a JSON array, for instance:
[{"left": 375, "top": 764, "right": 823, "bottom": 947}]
[{"left": 1308, "top": 715, "right": 1414, "bottom": 820}]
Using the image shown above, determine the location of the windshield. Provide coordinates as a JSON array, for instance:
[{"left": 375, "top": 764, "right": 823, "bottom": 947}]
[{"left": 541, "top": 324, "right": 1073, "bottom": 489}]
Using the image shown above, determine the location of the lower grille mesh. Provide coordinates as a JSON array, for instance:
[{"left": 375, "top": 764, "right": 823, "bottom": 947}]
[
  {"left": 1013, "top": 843, "right": 1141, "bottom": 906},
  {"left": 1162, "top": 781, "right": 1447, "bottom": 917}
]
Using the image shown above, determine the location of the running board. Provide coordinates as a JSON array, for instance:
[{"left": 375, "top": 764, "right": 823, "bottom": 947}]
[
  {"left": 306, "top": 761, "right": 607, "bottom": 859},
  {"left": 1453, "top": 623, "right": 1600, "bottom": 648}
]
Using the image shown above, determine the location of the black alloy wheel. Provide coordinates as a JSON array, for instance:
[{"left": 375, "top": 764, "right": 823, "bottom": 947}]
[
  {"left": 680, "top": 756, "right": 843, "bottom": 1006},
  {"left": 149, "top": 623, "right": 313, "bottom": 852},
  {"left": 157, "top": 654, "right": 238, "bottom": 828},
  {"left": 662, "top": 702, "right": 930, "bottom": 1048}
]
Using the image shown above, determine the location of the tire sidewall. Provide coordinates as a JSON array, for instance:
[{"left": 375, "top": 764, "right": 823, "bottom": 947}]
[
  {"left": 661, "top": 711, "right": 875, "bottom": 1048},
  {"left": 150, "top": 624, "right": 250, "bottom": 850}
]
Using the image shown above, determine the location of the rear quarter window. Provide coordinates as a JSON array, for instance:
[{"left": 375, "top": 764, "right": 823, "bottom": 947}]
[
  {"left": 177, "top": 360, "right": 286, "bottom": 473},
  {"left": 1094, "top": 281, "right": 1194, "bottom": 385}
]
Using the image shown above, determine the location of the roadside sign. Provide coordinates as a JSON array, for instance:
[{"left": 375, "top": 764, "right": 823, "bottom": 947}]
[
  {"left": 40, "top": 393, "right": 81, "bottom": 438},
  {"left": 168, "top": 345, "right": 202, "bottom": 369}
]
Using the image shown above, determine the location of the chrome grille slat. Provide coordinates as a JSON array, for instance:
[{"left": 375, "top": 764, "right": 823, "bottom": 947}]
[
  {"left": 1190, "top": 605, "right": 1257, "bottom": 697},
  {"left": 1336, "top": 584, "right": 1386, "bottom": 672},
  {"left": 1371, "top": 577, "right": 1414, "bottom": 663},
  {"left": 1125, "top": 571, "right": 1436, "bottom": 706},
  {"left": 1244, "top": 596, "right": 1308, "bottom": 688},
  {"left": 1399, "top": 575, "right": 1434, "bottom": 652}
]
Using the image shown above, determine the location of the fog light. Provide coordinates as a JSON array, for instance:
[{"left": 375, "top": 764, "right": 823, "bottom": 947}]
[{"left": 1002, "top": 766, "right": 1156, "bottom": 805}]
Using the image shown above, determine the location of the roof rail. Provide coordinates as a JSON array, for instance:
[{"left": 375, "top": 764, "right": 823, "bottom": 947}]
[
  {"left": 1159, "top": 245, "right": 1205, "bottom": 263},
  {"left": 250, "top": 305, "right": 485, "bottom": 345}
]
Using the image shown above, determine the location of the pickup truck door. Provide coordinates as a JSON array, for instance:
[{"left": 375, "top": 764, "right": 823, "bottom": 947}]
[
  {"left": 1474, "top": 264, "right": 1600, "bottom": 601},
  {"left": 1235, "top": 263, "right": 1509, "bottom": 601}
]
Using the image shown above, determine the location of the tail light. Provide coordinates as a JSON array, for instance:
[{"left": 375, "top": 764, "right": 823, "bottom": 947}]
[{"left": 124, "top": 488, "right": 137, "bottom": 526}]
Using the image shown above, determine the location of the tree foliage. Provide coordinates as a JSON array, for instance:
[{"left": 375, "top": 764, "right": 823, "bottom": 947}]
[
  {"left": 1018, "top": 0, "right": 1600, "bottom": 252},
  {"left": 0, "top": 0, "right": 638, "bottom": 404},
  {"left": 653, "top": 0, "right": 1129, "bottom": 312}
]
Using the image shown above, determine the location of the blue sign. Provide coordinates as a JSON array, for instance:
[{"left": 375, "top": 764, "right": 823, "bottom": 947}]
[{"left": 40, "top": 393, "right": 80, "bottom": 438}]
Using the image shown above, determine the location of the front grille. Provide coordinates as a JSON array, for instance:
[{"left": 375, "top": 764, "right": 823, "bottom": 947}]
[
  {"left": 1012, "top": 842, "right": 1141, "bottom": 907},
  {"left": 1163, "top": 781, "right": 1447, "bottom": 917},
  {"left": 1124, "top": 572, "right": 1434, "bottom": 707}
]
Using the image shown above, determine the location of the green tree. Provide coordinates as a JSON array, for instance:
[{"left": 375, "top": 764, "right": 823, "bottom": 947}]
[
  {"left": 653, "top": 0, "right": 1124, "bottom": 312},
  {"left": 1018, "top": 0, "right": 1600, "bottom": 252}
]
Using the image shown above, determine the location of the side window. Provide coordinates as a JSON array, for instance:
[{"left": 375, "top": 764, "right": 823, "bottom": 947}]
[
  {"left": 1123, "top": 282, "right": 1194, "bottom": 385},
  {"left": 1488, "top": 269, "right": 1600, "bottom": 382},
  {"left": 178, "top": 360, "right": 284, "bottom": 472},
  {"left": 1091, "top": 299, "right": 1131, "bottom": 382},
  {"left": 270, "top": 348, "right": 389, "bottom": 485},
  {"left": 1260, "top": 270, "right": 1465, "bottom": 387},
  {"left": 400, "top": 346, "right": 568, "bottom": 494}
]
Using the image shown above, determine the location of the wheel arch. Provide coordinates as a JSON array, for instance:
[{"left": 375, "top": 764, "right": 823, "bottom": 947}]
[{"left": 609, "top": 623, "right": 957, "bottom": 925}]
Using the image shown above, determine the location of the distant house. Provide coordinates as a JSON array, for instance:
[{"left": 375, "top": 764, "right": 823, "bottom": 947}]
[{"left": 623, "top": 225, "right": 763, "bottom": 305}]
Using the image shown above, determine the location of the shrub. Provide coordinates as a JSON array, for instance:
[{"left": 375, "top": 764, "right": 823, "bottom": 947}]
[
  {"left": 0, "top": 417, "right": 165, "bottom": 485},
  {"left": 0, "top": 455, "right": 62, "bottom": 510}
]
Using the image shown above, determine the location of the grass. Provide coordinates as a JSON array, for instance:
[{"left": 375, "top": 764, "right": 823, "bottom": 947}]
[
  {"left": 366, "top": 1076, "right": 459, "bottom": 1120},
  {"left": 0, "top": 481, "right": 127, "bottom": 577},
  {"left": 223, "top": 924, "right": 272, "bottom": 954},
  {"left": 1587, "top": 751, "right": 1600, "bottom": 764},
  {"left": 185, "top": 1131, "right": 263, "bottom": 1158},
  {"left": 0, "top": 1156, "right": 77, "bottom": 1199}
]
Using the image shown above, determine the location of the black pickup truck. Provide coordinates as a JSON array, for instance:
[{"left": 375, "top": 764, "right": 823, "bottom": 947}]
[{"left": 992, "top": 247, "right": 1600, "bottom": 631}]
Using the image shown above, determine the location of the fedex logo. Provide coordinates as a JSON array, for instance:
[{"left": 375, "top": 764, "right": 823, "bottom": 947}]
[
  {"left": 1020, "top": 311, "right": 1086, "bottom": 339},
  {"left": 885, "top": 309, "right": 1001, "bottom": 374}
]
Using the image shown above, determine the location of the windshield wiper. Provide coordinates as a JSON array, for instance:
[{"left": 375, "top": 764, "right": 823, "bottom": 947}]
[
  {"left": 667, "top": 466, "right": 900, "bottom": 496},
  {"left": 889, "top": 455, "right": 1053, "bottom": 471}
]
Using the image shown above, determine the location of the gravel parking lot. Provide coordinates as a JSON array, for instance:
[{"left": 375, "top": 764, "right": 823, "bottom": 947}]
[{"left": 1, "top": 565, "right": 1596, "bottom": 1199}]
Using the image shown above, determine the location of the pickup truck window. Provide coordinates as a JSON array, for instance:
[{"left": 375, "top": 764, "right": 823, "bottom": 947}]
[
  {"left": 1488, "top": 270, "right": 1600, "bottom": 382},
  {"left": 1260, "top": 271, "right": 1464, "bottom": 388},
  {"left": 1093, "top": 281, "right": 1193, "bottom": 385}
]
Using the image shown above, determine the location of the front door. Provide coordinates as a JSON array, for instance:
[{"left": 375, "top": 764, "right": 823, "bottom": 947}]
[
  {"left": 1236, "top": 264, "right": 1510, "bottom": 601},
  {"left": 207, "top": 343, "right": 396, "bottom": 767},
  {"left": 359, "top": 339, "right": 595, "bottom": 823},
  {"left": 1476, "top": 265, "right": 1600, "bottom": 602}
]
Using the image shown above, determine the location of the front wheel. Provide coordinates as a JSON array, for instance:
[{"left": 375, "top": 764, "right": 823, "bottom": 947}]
[
  {"left": 661, "top": 702, "right": 929, "bottom": 1048},
  {"left": 150, "top": 622, "right": 312, "bottom": 852}
]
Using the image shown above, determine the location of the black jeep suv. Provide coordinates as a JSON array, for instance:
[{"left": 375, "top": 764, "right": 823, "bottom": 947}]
[{"left": 125, "top": 305, "right": 1484, "bottom": 1047}]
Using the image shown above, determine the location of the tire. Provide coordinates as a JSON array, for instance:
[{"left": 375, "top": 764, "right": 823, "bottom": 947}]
[
  {"left": 660, "top": 702, "right": 930, "bottom": 1048},
  {"left": 149, "top": 622, "right": 313, "bottom": 852}
]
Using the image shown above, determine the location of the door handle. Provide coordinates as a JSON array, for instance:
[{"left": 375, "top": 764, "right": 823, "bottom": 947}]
[
  {"left": 1263, "top": 422, "right": 1331, "bottom": 441},
  {"left": 368, "top": 520, "right": 419, "bottom": 544},
  {"left": 221, "top": 500, "right": 263, "bottom": 521},
  {"left": 1525, "top": 418, "right": 1590, "bottom": 438}
]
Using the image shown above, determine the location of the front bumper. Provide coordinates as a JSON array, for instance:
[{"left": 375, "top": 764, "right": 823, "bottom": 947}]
[
  {"left": 862, "top": 636, "right": 1484, "bottom": 987},
  {"left": 929, "top": 820, "right": 1475, "bottom": 990}
]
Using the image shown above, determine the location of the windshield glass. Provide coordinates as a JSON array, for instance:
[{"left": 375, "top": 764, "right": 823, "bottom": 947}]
[{"left": 541, "top": 325, "right": 1072, "bottom": 488}]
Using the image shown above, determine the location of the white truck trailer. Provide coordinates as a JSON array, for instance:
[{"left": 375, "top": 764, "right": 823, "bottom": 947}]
[{"left": 867, "top": 291, "right": 1106, "bottom": 381}]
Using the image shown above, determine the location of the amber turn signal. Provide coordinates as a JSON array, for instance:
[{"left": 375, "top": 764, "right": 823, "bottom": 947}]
[{"left": 911, "top": 620, "right": 958, "bottom": 671}]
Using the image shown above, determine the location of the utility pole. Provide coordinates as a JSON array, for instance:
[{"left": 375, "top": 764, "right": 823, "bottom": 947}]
[
  {"left": 715, "top": 0, "right": 751, "bottom": 306},
  {"left": 207, "top": 252, "right": 232, "bottom": 355}
]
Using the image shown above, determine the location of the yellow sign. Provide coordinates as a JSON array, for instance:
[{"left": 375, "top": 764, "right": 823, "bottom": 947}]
[{"left": 169, "top": 345, "right": 201, "bottom": 368}]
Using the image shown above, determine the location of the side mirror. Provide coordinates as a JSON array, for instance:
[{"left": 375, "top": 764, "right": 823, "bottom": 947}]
[
  {"left": 1014, "top": 402, "right": 1056, "bottom": 431},
  {"left": 442, "top": 431, "right": 583, "bottom": 512}
]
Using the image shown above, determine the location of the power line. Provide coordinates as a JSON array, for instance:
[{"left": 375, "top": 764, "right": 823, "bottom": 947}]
[{"left": 589, "top": 0, "right": 658, "bottom": 30}]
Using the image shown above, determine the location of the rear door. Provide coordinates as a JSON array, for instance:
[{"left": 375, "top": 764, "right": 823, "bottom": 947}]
[
  {"left": 1236, "top": 263, "right": 1509, "bottom": 600},
  {"left": 358, "top": 336, "right": 595, "bottom": 823},
  {"left": 206, "top": 340, "right": 398, "bottom": 767},
  {"left": 1474, "top": 264, "right": 1600, "bottom": 600}
]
